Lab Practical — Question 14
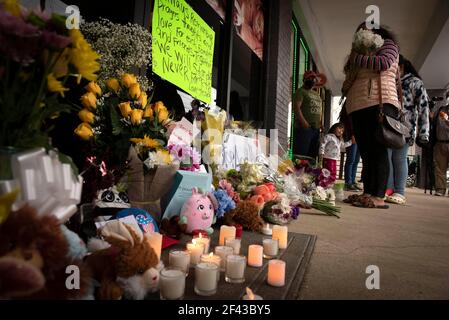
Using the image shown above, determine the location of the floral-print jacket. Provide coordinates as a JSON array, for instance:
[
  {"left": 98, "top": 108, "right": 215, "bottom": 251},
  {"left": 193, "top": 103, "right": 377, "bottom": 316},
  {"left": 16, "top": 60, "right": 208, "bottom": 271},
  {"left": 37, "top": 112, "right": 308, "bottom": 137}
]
[{"left": 401, "top": 73, "right": 430, "bottom": 145}]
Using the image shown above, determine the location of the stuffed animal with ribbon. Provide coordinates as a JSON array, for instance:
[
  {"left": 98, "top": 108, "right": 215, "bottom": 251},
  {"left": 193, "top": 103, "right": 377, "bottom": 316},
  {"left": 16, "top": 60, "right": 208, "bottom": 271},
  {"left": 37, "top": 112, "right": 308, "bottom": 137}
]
[{"left": 86, "top": 220, "right": 160, "bottom": 300}]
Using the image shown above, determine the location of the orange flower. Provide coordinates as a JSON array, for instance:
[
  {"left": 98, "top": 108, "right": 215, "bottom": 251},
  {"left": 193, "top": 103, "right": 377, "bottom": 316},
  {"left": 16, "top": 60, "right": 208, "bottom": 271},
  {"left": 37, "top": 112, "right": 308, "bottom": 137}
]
[
  {"left": 119, "top": 102, "right": 132, "bottom": 118},
  {"left": 130, "top": 109, "right": 143, "bottom": 125},
  {"left": 85, "top": 81, "right": 102, "bottom": 96},
  {"left": 138, "top": 92, "right": 148, "bottom": 108},
  {"left": 121, "top": 73, "right": 138, "bottom": 88},
  {"left": 80, "top": 92, "right": 97, "bottom": 109},
  {"left": 129, "top": 83, "right": 141, "bottom": 99},
  {"left": 106, "top": 78, "right": 121, "bottom": 93},
  {"left": 78, "top": 109, "right": 95, "bottom": 124},
  {"left": 74, "top": 122, "right": 93, "bottom": 140},
  {"left": 143, "top": 105, "right": 154, "bottom": 119}
]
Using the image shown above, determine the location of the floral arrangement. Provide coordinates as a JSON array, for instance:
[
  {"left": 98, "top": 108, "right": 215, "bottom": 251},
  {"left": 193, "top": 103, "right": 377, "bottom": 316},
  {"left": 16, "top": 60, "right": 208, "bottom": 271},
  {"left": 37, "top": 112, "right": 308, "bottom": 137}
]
[
  {"left": 167, "top": 144, "right": 201, "bottom": 172},
  {"left": 0, "top": 0, "right": 100, "bottom": 148},
  {"left": 74, "top": 73, "right": 172, "bottom": 171},
  {"left": 261, "top": 194, "right": 301, "bottom": 225},
  {"left": 352, "top": 28, "right": 384, "bottom": 55},
  {"left": 80, "top": 18, "right": 152, "bottom": 91}
]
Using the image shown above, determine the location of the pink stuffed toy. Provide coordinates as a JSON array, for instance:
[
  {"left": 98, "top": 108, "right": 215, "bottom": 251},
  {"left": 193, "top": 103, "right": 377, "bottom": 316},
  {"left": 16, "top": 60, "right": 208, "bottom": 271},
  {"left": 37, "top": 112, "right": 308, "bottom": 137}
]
[{"left": 180, "top": 188, "right": 217, "bottom": 235}]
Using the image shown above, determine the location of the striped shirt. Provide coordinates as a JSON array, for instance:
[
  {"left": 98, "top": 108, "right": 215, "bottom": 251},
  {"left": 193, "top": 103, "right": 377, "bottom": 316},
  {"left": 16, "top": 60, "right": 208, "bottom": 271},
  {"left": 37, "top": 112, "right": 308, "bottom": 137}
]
[{"left": 351, "top": 39, "right": 399, "bottom": 71}]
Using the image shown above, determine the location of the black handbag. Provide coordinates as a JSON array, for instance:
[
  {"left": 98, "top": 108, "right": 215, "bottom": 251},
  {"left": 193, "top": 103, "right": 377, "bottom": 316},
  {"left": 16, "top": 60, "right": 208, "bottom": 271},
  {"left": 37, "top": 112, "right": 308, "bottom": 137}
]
[{"left": 375, "top": 70, "right": 410, "bottom": 149}]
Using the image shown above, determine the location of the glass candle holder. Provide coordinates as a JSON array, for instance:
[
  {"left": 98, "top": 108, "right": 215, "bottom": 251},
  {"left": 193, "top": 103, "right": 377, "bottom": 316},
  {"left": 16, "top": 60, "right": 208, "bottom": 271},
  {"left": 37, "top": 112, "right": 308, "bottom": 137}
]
[
  {"left": 193, "top": 233, "right": 210, "bottom": 254},
  {"left": 186, "top": 240, "right": 205, "bottom": 267},
  {"left": 225, "top": 237, "right": 241, "bottom": 255},
  {"left": 200, "top": 252, "right": 222, "bottom": 282},
  {"left": 263, "top": 238, "right": 279, "bottom": 259},
  {"left": 214, "top": 246, "right": 234, "bottom": 271},
  {"left": 159, "top": 267, "right": 186, "bottom": 300},
  {"left": 194, "top": 262, "right": 219, "bottom": 296},
  {"left": 169, "top": 249, "right": 190, "bottom": 276},
  {"left": 225, "top": 255, "right": 246, "bottom": 284}
]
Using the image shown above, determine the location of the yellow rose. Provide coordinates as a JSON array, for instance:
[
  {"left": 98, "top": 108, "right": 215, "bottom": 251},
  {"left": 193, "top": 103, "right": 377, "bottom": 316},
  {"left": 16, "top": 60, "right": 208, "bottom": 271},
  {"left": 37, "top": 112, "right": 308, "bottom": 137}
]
[
  {"left": 153, "top": 101, "right": 166, "bottom": 113},
  {"left": 80, "top": 92, "right": 97, "bottom": 109},
  {"left": 119, "top": 102, "right": 132, "bottom": 118},
  {"left": 138, "top": 92, "right": 148, "bottom": 108},
  {"left": 74, "top": 122, "right": 93, "bottom": 140},
  {"left": 121, "top": 73, "right": 138, "bottom": 88},
  {"left": 85, "top": 81, "right": 102, "bottom": 96},
  {"left": 106, "top": 78, "right": 121, "bottom": 93},
  {"left": 130, "top": 109, "right": 144, "bottom": 125},
  {"left": 143, "top": 105, "right": 154, "bottom": 119},
  {"left": 157, "top": 108, "right": 169, "bottom": 123},
  {"left": 129, "top": 83, "right": 141, "bottom": 99},
  {"left": 78, "top": 109, "right": 95, "bottom": 124}
]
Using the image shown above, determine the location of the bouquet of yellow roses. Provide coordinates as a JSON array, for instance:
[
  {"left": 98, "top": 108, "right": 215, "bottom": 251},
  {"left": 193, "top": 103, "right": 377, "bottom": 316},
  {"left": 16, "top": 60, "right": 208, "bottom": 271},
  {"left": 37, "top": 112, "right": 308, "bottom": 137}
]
[{"left": 74, "top": 73, "right": 179, "bottom": 217}]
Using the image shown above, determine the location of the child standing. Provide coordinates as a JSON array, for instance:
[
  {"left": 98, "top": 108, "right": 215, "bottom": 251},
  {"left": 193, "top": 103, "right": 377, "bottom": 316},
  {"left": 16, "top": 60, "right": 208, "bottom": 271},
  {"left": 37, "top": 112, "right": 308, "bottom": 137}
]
[{"left": 319, "top": 123, "right": 352, "bottom": 181}]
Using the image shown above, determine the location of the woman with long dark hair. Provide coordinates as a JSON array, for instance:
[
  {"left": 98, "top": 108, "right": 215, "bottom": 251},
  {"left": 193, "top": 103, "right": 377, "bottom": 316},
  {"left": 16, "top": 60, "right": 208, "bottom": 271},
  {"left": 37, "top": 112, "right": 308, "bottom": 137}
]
[
  {"left": 385, "top": 55, "right": 430, "bottom": 204},
  {"left": 341, "top": 23, "right": 401, "bottom": 209}
]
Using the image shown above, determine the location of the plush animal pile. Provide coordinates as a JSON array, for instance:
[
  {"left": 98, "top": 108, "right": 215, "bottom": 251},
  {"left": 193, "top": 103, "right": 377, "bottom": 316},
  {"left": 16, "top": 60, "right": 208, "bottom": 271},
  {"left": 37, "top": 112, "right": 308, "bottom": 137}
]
[{"left": 0, "top": 205, "right": 92, "bottom": 299}]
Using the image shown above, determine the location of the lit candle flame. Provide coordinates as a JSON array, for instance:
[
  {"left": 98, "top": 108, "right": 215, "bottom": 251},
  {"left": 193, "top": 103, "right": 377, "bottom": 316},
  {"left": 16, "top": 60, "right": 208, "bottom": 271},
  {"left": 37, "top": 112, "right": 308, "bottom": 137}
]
[
  {"left": 246, "top": 287, "right": 255, "bottom": 300},
  {"left": 192, "top": 239, "right": 197, "bottom": 245},
  {"left": 199, "top": 233, "right": 203, "bottom": 239},
  {"left": 209, "top": 252, "right": 213, "bottom": 257}
]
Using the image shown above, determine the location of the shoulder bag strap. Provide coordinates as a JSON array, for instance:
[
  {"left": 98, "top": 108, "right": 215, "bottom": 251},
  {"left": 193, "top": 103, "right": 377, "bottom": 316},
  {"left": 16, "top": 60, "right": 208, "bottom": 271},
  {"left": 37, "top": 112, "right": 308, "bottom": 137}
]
[{"left": 378, "top": 71, "right": 384, "bottom": 117}]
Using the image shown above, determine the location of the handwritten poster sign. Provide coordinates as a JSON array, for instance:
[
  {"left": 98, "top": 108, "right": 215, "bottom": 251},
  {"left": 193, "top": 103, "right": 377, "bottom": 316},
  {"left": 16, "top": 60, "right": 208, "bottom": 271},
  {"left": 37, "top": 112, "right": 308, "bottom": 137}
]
[{"left": 153, "top": 0, "right": 215, "bottom": 104}]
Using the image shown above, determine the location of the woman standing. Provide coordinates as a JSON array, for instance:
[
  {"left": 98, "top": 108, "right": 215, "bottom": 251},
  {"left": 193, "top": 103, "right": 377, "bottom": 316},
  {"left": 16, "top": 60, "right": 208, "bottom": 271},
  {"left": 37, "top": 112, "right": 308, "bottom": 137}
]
[
  {"left": 292, "top": 71, "right": 327, "bottom": 160},
  {"left": 342, "top": 24, "right": 401, "bottom": 209},
  {"left": 385, "top": 55, "right": 430, "bottom": 204}
]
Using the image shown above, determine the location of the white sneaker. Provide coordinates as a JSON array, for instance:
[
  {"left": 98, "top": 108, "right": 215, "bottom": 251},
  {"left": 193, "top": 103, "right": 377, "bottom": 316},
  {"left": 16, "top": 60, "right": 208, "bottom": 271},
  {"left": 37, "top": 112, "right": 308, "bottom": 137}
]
[{"left": 435, "top": 192, "right": 444, "bottom": 196}]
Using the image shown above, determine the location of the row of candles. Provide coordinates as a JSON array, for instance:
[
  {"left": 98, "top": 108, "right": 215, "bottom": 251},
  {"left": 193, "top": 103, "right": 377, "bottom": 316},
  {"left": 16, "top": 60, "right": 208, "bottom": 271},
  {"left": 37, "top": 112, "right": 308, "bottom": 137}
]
[{"left": 158, "top": 224, "right": 288, "bottom": 300}]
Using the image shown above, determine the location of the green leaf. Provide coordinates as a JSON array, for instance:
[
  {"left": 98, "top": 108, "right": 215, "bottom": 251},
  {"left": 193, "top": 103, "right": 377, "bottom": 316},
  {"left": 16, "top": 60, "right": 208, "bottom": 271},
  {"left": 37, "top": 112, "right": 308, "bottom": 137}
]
[{"left": 110, "top": 106, "right": 122, "bottom": 135}]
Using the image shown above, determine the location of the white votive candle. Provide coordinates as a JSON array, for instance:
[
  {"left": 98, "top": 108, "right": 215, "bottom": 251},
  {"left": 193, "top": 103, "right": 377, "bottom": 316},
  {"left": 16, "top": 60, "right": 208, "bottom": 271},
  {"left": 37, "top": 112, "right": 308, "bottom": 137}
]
[
  {"left": 200, "top": 252, "right": 222, "bottom": 281},
  {"left": 248, "top": 245, "right": 263, "bottom": 267},
  {"left": 272, "top": 225, "right": 288, "bottom": 249},
  {"left": 219, "top": 225, "right": 236, "bottom": 246},
  {"left": 193, "top": 233, "right": 210, "bottom": 254},
  {"left": 261, "top": 223, "right": 272, "bottom": 235},
  {"left": 186, "top": 240, "right": 205, "bottom": 266},
  {"left": 147, "top": 232, "right": 163, "bottom": 261},
  {"left": 263, "top": 238, "right": 279, "bottom": 258},
  {"left": 169, "top": 250, "right": 190, "bottom": 275},
  {"left": 159, "top": 268, "right": 186, "bottom": 300},
  {"left": 214, "top": 246, "right": 234, "bottom": 271},
  {"left": 267, "top": 259, "right": 285, "bottom": 287},
  {"left": 194, "top": 262, "right": 218, "bottom": 296},
  {"left": 225, "top": 255, "right": 246, "bottom": 283},
  {"left": 225, "top": 237, "right": 241, "bottom": 255}
]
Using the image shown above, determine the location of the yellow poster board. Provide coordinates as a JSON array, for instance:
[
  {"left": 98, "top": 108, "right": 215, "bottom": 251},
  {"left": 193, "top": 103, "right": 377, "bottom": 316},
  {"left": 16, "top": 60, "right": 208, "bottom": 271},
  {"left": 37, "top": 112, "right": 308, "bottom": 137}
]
[{"left": 152, "top": 0, "right": 215, "bottom": 104}]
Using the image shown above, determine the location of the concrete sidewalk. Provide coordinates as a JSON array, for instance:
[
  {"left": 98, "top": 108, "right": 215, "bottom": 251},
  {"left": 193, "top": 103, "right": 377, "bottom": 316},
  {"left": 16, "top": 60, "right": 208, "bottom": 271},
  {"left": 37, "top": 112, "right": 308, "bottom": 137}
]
[{"left": 288, "top": 188, "right": 449, "bottom": 299}]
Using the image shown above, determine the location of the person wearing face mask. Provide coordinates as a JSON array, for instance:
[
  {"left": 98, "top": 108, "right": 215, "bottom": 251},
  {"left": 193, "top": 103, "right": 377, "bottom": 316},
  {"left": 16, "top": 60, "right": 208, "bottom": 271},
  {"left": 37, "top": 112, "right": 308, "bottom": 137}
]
[
  {"left": 431, "top": 90, "right": 449, "bottom": 196},
  {"left": 292, "top": 71, "right": 327, "bottom": 160}
]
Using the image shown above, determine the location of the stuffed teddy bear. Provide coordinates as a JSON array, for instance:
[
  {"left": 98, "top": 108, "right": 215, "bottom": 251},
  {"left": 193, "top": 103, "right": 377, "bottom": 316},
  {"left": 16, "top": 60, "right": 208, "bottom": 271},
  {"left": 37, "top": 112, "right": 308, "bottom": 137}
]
[
  {"left": 180, "top": 188, "right": 217, "bottom": 235},
  {"left": 86, "top": 220, "right": 160, "bottom": 300},
  {"left": 160, "top": 215, "right": 188, "bottom": 239},
  {"left": 223, "top": 200, "right": 264, "bottom": 232},
  {"left": 0, "top": 205, "right": 93, "bottom": 299}
]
